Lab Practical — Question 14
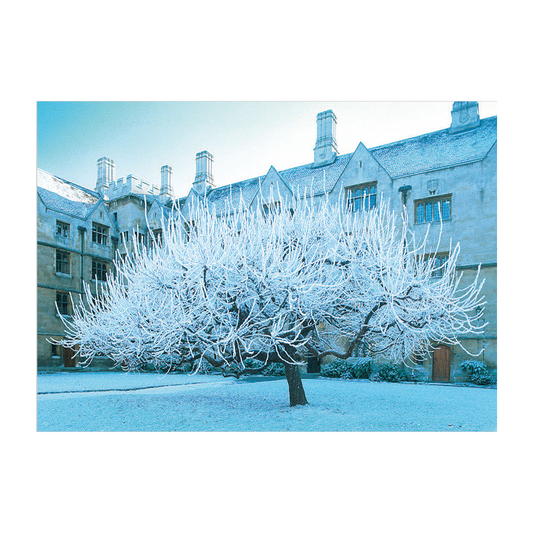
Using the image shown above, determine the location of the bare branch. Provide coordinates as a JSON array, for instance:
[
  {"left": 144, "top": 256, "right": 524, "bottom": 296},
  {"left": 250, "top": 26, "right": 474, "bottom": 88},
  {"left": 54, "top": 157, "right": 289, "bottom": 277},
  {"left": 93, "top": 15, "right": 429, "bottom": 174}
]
[{"left": 57, "top": 196, "right": 486, "bottom": 374}]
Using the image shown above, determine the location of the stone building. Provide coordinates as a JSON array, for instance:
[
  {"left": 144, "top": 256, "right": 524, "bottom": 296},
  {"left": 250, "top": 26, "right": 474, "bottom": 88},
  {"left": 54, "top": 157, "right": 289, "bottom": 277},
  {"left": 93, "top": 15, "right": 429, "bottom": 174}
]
[
  {"left": 37, "top": 102, "right": 496, "bottom": 381},
  {"left": 37, "top": 164, "right": 178, "bottom": 367}
]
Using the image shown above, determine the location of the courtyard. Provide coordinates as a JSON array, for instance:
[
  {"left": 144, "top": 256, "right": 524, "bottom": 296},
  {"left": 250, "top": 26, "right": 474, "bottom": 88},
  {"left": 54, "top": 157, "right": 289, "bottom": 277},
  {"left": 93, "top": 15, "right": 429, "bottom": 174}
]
[{"left": 37, "top": 371, "right": 497, "bottom": 432}]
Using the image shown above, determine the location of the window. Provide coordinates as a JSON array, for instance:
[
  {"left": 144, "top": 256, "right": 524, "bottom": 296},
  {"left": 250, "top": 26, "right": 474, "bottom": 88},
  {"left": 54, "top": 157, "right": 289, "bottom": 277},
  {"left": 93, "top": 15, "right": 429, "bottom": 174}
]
[
  {"left": 133, "top": 230, "right": 146, "bottom": 246},
  {"left": 346, "top": 182, "right": 377, "bottom": 212},
  {"left": 152, "top": 229, "right": 163, "bottom": 246},
  {"left": 55, "top": 250, "right": 70, "bottom": 275},
  {"left": 56, "top": 292, "right": 69, "bottom": 315},
  {"left": 262, "top": 201, "right": 281, "bottom": 217},
  {"left": 184, "top": 220, "right": 196, "bottom": 242},
  {"left": 415, "top": 195, "right": 452, "bottom": 224},
  {"left": 120, "top": 231, "right": 129, "bottom": 244},
  {"left": 92, "top": 223, "right": 108, "bottom": 245},
  {"left": 421, "top": 253, "right": 449, "bottom": 278},
  {"left": 56, "top": 220, "right": 70, "bottom": 238},
  {"left": 91, "top": 259, "right": 108, "bottom": 281}
]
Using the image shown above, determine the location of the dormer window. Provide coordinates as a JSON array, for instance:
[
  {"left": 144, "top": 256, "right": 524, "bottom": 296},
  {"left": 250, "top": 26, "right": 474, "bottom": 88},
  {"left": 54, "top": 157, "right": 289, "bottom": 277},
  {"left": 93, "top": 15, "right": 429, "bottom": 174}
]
[
  {"left": 92, "top": 222, "right": 108, "bottom": 245},
  {"left": 346, "top": 182, "right": 377, "bottom": 212},
  {"left": 262, "top": 202, "right": 281, "bottom": 217}
]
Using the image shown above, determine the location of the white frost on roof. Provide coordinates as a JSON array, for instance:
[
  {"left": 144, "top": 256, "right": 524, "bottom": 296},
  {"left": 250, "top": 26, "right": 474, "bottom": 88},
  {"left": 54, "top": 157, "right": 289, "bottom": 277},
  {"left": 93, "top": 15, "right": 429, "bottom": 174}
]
[{"left": 37, "top": 169, "right": 99, "bottom": 204}]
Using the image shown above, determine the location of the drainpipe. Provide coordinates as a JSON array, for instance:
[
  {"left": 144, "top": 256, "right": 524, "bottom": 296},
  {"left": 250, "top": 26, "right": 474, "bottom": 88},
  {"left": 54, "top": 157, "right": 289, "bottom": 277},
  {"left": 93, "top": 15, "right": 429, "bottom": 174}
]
[
  {"left": 398, "top": 185, "right": 412, "bottom": 255},
  {"left": 78, "top": 226, "right": 86, "bottom": 301}
]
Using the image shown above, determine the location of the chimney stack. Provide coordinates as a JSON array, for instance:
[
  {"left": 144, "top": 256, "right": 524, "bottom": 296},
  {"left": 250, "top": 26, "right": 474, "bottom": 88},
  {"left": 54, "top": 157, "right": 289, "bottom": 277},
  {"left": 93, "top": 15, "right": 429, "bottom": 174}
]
[
  {"left": 160, "top": 165, "right": 173, "bottom": 200},
  {"left": 96, "top": 157, "right": 115, "bottom": 197},
  {"left": 313, "top": 110, "right": 338, "bottom": 167},
  {"left": 450, "top": 101, "right": 480, "bottom": 134},
  {"left": 193, "top": 151, "right": 214, "bottom": 196}
]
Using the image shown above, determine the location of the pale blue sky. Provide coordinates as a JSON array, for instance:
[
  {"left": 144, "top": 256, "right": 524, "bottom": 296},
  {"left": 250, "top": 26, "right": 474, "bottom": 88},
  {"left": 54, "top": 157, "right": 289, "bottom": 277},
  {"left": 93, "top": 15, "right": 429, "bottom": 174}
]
[{"left": 38, "top": 101, "right": 497, "bottom": 199}]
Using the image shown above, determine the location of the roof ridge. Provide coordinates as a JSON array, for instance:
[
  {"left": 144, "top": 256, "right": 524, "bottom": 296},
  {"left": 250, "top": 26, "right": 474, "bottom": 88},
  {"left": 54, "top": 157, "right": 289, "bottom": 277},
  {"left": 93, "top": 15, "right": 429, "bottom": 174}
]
[
  {"left": 38, "top": 168, "right": 100, "bottom": 199},
  {"left": 279, "top": 152, "right": 352, "bottom": 175},
  {"left": 368, "top": 115, "right": 497, "bottom": 153}
]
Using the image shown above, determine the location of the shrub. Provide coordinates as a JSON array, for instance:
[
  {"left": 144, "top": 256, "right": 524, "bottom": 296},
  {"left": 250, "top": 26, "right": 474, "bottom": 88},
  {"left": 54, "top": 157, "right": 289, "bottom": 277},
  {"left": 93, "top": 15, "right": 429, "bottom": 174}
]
[
  {"left": 262, "top": 363, "right": 285, "bottom": 376},
  {"left": 371, "top": 362, "right": 409, "bottom": 382},
  {"left": 320, "top": 357, "right": 373, "bottom": 379},
  {"left": 243, "top": 358, "right": 265, "bottom": 370},
  {"left": 350, "top": 357, "right": 373, "bottom": 379},
  {"left": 459, "top": 360, "right": 495, "bottom": 385},
  {"left": 243, "top": 359, "right": 285, "bottom": 376}
]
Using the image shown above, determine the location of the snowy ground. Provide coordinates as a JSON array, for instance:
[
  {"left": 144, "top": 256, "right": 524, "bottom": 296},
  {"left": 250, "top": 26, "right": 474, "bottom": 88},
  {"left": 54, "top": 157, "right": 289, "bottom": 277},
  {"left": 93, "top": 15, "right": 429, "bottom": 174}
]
[{"left": 37, "top": 371, "right": 496, "bottom": 432}]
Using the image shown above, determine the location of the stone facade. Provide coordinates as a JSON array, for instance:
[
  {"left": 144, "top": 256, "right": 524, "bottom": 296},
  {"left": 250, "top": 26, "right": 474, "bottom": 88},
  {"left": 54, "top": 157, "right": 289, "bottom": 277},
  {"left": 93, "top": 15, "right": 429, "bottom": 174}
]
[
  {"left": 37, "top": 167, "right": 175, "bottom": 367},
  {"left": 37, "top": 102, "right": 497, "bottom": 381}
]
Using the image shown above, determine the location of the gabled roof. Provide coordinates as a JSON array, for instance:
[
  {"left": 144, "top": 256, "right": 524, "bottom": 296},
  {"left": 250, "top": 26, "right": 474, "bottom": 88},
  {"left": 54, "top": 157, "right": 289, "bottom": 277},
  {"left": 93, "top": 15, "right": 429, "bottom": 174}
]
[
  {"left": 206, "top": 176, "right": 262, "bottom": 214},
  {"left": 158, "top": 202, "right": 182, "bottom": 221},
  {"left": 278, "top": 153, "right": 353, "bottom": 197},
  {"left": 204, "top": 155, "right": 353, "bottom": 213},
  {"left": 37, "top": 169, "right": 100, "bottom": 219},
  {"left": 38, "top": 114, "right": 497, "bottom": 220},
  {"left": 369, "top": 116, "right": 497, "bottom": 178},
  {"left": 202, "top": 116, "right": 496, "bottom": 212}
]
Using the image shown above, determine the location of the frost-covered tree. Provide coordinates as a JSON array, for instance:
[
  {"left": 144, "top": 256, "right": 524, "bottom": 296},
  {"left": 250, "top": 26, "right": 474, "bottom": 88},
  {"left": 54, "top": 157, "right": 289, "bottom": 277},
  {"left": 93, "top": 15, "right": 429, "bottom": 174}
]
[{"left": 57, "top": 197, "right": 486, "bottom": 406}]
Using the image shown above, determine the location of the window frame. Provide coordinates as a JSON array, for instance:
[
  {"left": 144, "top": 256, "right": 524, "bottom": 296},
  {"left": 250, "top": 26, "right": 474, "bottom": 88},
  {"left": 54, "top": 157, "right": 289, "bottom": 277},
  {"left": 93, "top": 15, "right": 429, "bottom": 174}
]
[
  {"left": 56, "top": 291, "right": 69, "bottom": 315},
  {"left": 262, "top": 201, "right": 281, "bottom": 217},
  {"left": 56, "top": 220, "right": 70, "bottom": 238},
  {"left": 414, "top": 194, "right": 452, "bottom": 224},
  {"left": 92, "top": 222, "right": 109, "bottom": 246},
  {"left": 55, "top": 249, "right": 70, "bottom": 275},
  {"left": 345, "top": 181, "right": 378, "bottom": 212},
  {"left": 91, "top": 259, "right": 108, "bottom": 281},
  {"left": 152, "top": 229, "right": 163, "bottom": 246},
  {"left": 420, "top": 252, "right": 450, "bottom": 278},
  {"left": 184, "top": 220, "right": 196, "bottom": 242}
]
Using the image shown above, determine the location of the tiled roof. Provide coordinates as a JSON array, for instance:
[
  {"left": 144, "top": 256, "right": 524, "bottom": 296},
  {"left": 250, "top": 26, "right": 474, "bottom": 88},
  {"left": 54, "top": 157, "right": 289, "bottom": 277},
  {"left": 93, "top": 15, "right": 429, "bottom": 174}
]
[
  {"left": 207, "top": 176, "right": 262, "bottom": 214},
  {"left": 278, "top": 153, "right": 353, "bottom": 197},
  {"left": 37, "top": 169, "right": 100, "bottom": 219},
  {"left": 205, "top": 116, "right": 496, "bottom": 210},
  {"left": 38, "top": 115, "right": 497, "bottom": 218},
  {"left": 205, "top": 155, "right": 353, "bottom": 212},
  {"left": 369, "top": 116, "right": 497, "bottom": 178}
]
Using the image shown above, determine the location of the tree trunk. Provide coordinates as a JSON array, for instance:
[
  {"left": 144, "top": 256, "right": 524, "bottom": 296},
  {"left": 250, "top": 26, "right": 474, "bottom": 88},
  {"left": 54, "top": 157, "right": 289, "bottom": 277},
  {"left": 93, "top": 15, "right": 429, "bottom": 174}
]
[{"left": 283, "top": 363, "right": 308, "bottom": 406}]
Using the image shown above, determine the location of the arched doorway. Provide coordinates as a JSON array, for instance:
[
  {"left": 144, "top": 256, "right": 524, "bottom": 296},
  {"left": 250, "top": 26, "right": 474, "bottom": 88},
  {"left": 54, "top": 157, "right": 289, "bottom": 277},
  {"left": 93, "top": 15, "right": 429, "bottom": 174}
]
[{"left": 432, "top": 345, "right": 451, "bottom": 382}]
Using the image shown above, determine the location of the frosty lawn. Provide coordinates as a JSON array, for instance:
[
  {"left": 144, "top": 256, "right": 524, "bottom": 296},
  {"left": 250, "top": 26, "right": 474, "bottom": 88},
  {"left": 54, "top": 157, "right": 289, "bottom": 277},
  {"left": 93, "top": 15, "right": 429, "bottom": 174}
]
[{"left": 37, "top": 371, "right": 496, "bottom": 431}]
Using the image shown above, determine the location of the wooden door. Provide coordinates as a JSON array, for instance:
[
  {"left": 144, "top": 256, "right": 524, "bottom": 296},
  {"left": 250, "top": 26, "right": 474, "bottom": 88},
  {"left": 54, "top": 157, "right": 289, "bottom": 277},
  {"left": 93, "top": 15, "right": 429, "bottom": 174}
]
[
  {"left": 64, "top": 347, "right": 76, "bottom": 367},
  {"left": 432, "top": 345, "right": 450, "bottom": 382}
]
